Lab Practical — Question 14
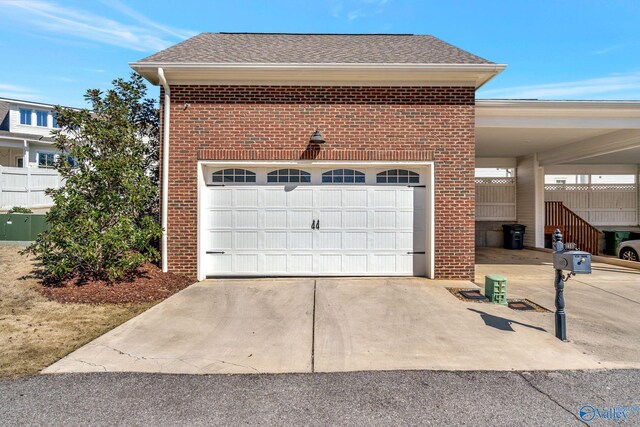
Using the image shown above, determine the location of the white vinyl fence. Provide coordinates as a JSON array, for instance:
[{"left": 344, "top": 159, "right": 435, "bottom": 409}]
[
  {"left": 545, "top": 183, "right": 637, "bottom": 226},
  {"left": 475, "top": 177, "right": 517, "bottom": 220},
  {"left": 0, "top": 166, "right": 62, "bottom": 210}
]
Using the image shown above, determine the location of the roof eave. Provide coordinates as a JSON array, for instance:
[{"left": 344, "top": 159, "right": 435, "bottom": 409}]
[
  {"left": 477, "top": 99, "right": 640, "bottom": 119},
  {"left": 130, "top": 62, "right": 506, "bottom": 89}
]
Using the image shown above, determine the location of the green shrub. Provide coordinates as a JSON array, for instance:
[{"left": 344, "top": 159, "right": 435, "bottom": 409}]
[
  {"left": 24, "top": 73, "right": 161, "bottom": 281},
  {"left": 7, "top": 206, "right": 33, "bottom": 214}
]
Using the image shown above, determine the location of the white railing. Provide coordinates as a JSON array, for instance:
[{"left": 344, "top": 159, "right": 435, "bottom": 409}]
[
  {"left": 545, "top": 183, "right": 637, "bottom": 226},
  {"left": 0, "top": 166, "right": 62, "bottom": 210},
  {"left": 475, "top": 177, "right": 517, "bottom": 221}
]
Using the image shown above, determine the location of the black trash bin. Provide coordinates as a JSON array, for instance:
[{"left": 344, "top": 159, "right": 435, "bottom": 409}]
[{"left": 503, "top": 224, "right": 526, "bottom": 250}]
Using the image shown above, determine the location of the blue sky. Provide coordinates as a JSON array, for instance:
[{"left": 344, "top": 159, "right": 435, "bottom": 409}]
[{"left": 1, "top": 0, "right": 640, "bottom": 107}]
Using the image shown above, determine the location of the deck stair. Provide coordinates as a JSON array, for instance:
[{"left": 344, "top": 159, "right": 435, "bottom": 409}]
[{"left": 545, "top": 201, "right": 601, "bottom": 255}]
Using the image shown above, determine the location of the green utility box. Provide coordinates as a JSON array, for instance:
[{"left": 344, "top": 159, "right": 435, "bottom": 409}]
[
  {"left": 604, "top": 231, "right": 632, "bottom": 256},
  {"left": 0, "top": 214, "right": 49, "bottom": 241},
  {"left": 484, "top": 274, "right": 507, "bottom": 305}
]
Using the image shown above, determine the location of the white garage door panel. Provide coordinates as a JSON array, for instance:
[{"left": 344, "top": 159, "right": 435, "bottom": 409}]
[{"left": 202, "top": 185, "right": 426, "bottom": 276}]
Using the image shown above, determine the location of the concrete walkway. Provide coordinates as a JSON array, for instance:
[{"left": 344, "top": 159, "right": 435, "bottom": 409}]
[{"left": 44, "top": 251, "right": 640, "bottom": 374}]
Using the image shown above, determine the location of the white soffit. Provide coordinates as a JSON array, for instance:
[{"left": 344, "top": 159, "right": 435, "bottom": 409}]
[
  {"left": 130, "top": 63, "right": 506, "bottom": 88},
  {"left": 476, "top": 99, "right": 640, "bottom": 161},
  {"left": 476, "top": 99, "right": 640, "bottom": 128}
]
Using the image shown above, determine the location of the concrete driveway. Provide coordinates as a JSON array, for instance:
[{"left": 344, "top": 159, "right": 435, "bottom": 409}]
[
  {"left": 476, "top": 248, "right": 640, "bottom": 369},
  {"left": 45, "top": 248, "right": 640, "bottom": 375}
]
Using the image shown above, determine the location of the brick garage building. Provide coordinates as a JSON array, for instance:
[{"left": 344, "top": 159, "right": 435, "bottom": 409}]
[{"left": 131, "top": 33, "right": 504, "bottom": 280}]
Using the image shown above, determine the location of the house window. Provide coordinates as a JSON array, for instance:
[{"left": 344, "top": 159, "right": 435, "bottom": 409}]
[
  {"left": 267, "top": 169, "right": 311, "bottom": 183},
  {"left": 377, "top": 169, "right": 419, "bottom": 184},
  {"left": 211, "top": 168, "right": 256, "bottom": 183},
  {"left": 16, "top": 158, "right": 24, "bottom": 168},
  {"left": 20, "top": 109, "right": 32, "bottom": 125},
  {"left": 52, "top": 113, "right": 59, "bottom": 129},
  {"left": 37, "top": 152, "right": 56, "bottom": 168},
  {"left": 36, "top": 111, "right": 48, "bottom": 127},
  {"left": 322, "top": 169, "right": 365, "bottom": 183}
]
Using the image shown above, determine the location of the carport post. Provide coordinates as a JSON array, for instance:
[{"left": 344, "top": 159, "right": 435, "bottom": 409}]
[{"left": 553, "top": 229, "right": 567, "bottom": 341}]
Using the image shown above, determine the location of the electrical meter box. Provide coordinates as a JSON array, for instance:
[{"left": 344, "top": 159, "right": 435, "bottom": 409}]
[{"left": 552, "top": 251, "right": 592, "bottom": 274}]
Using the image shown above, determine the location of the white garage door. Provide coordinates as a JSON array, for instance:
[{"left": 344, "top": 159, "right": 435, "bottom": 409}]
[{"left": 200, "top": 167, "right": 427, "bottom": 277}]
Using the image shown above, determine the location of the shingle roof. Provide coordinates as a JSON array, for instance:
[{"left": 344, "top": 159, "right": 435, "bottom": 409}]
[{"left": 137, "top": 33, "right": 493, "bottom": 65}]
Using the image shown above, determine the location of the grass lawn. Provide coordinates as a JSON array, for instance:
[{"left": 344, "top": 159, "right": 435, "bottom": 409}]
[{"left": 0, "top": 246, "right": 155, "bottom": 378}]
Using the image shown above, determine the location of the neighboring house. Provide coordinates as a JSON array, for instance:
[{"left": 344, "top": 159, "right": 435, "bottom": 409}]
[
  {"left": 0, "top": 98, "right": 65, "bottom": 209},
  {"left": 131, "top": 32, "right": 640, "bottom": 281}
]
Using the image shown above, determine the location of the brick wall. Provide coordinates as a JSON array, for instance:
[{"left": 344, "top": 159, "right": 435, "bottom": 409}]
[{"left": 162, "top": 85, "right": 476, "bottom": 280}]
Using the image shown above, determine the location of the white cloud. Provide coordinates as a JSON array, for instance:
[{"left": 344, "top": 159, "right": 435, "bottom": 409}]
[
  {"left": 50, "top": 76, "right": 76, "bottom": 83},
  {"left": 479, "top": 73, "right": 640, "bottom": 100},
  {"left": 2, "top": 0, "right": 194, "bottom": 52},
  {"left": 592, "top": 45, "right": 624, "bottom": 55},
  {"left": 348, "top": 9, "right": 365, "bottom": 20},
  {"left": 0, "top": 83, "right": 40, "bottom": 101},
  {"left": 331, "top": 0, "right": 391, "bottom": 20},
  {"left": 99, "top": 0, "right": 197, "bottom": 40}
]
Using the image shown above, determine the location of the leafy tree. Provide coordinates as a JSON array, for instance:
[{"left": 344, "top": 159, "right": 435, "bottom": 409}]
[{"left": 25, "top": 73, "right": 162, "bottom": 281}]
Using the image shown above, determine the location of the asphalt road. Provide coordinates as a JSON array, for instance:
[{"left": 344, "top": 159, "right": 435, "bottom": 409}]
[{"left": 1, "top": 370, "right": 639, "bottom": 426}]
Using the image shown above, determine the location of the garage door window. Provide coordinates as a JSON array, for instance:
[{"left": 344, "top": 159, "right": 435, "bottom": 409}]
[
  {"left": 211, "top": 168, "right": 256, "bottom": 183},
  {"left": 267, "top": 168, "right": 311, "bottom": 183},
  {"left": 322, "top": 169, "right": 365, "bottom": 183},
  {"left": 377, "top": 169, "right": 419, "bottom": 184}
]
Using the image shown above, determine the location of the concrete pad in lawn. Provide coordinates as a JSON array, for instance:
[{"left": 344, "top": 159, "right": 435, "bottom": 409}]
[
  {"left": 313, "top": 278, "right": 603, "bottom": 372},
  {"left": 43, "top": 279, "right": 314, "bottom": 375}
]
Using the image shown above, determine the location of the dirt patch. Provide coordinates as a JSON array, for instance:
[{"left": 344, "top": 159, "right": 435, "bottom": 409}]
[
  {"left": 40, "top": 263, "right": 194, "bottom": 304},
  {"left": 0, "top": 246, "right": 193, "bottom": 378}
]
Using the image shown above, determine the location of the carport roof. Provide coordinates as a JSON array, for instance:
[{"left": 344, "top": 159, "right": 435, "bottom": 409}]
[
  {"left": 136, "top": 32, "right": 494, "bottom": 65},
  {"left": 476, "top": 99, "right": 640, "bottom": 165}
]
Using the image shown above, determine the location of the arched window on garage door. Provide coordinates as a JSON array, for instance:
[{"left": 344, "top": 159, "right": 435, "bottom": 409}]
[
  {"left": 376, "top": 169, "right": 420, "bottom": 184},
  {"left": 211, "top": 168, "right": 256, "bottom": 183},
  {"left": 267, "top": 168, "right": 311, "bottom": 183},
  {"left": 322, "top": 169, "right": 365, "bottom": 183}
]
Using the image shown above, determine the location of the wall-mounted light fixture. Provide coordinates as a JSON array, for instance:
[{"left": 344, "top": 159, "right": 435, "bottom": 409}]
[{"left": 309, "top": 128, "right": 325, "bottom": 144}]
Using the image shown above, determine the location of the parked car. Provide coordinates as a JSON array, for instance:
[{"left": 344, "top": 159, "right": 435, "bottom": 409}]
[{"left": 617, "top": 240, "right": 640, "bottom": 262}]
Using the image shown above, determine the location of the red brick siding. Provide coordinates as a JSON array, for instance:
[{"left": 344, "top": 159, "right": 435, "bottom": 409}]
[{"left": 162, "top": 85, "right": 475, "bottom": 280}]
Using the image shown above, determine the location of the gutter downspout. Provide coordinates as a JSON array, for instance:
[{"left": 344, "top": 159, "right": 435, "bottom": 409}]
[{"left": 158, "top": 68, "right": 170, "bottom": 272}]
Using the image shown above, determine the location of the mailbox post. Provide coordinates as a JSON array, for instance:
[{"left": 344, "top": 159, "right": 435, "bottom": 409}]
[
  {"left": 553, "top": 230, "right": 567, "bottom": 341},
  {"left": 552, "top": 229, "right": 592, "bottom": 341}
]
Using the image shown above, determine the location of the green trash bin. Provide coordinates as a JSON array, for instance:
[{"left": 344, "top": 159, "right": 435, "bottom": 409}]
[
  {"left": 485, "top": 274, "right": 507, "bottom": 305},
  {"left": 604, "top": 231, "right": 632, "bottom": 256}
]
